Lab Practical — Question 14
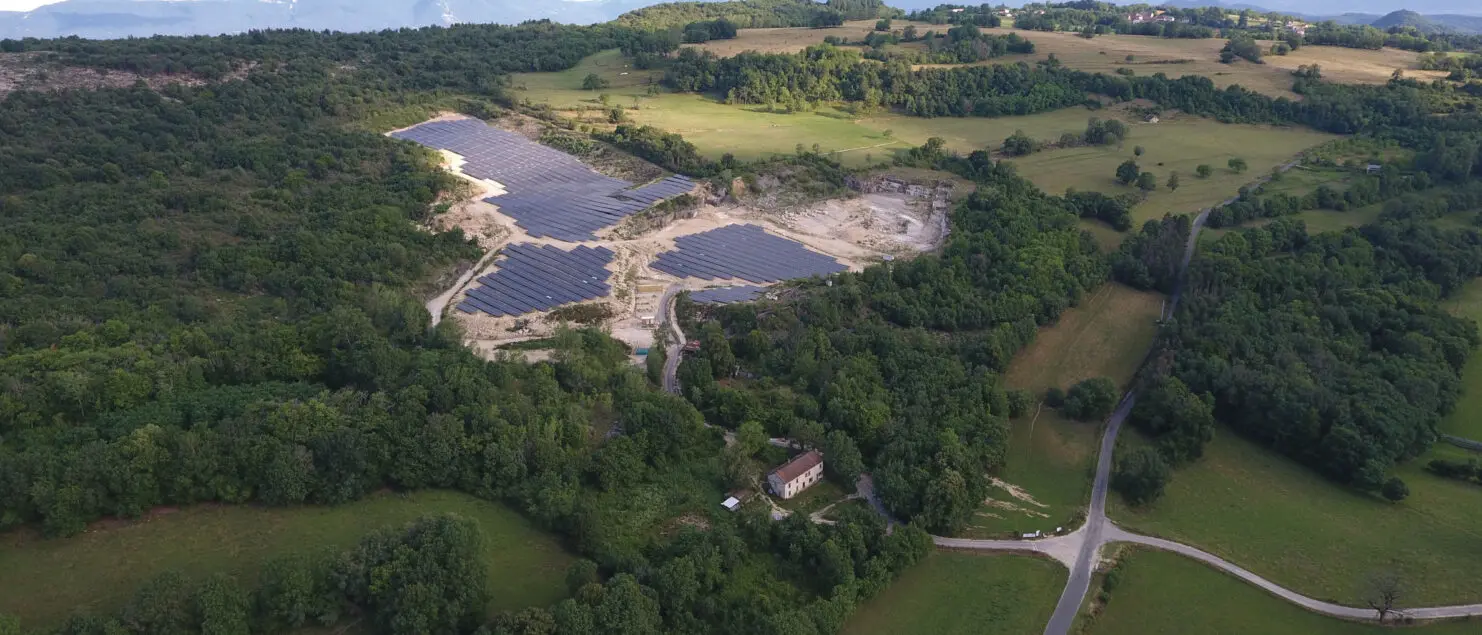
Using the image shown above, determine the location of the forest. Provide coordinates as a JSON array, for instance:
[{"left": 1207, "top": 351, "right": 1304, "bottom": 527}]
[
  {"left": 1131, "top": 215, "right": 1482, "bottom": 494},
  {"left": 676, "top": 147, "right": 1106, "bottom": 533},
  {"left": 659, "top": 40, "right": 1473, "bottom": 134},
  {"left": 6, "top": 3, "right": 1482, "bottom": 632},
  {"left": 0, "top": 17, "right": 941, "bottom": 635},
  {"left": 615, "top": 0, "right": 895, "bottom": 30}
]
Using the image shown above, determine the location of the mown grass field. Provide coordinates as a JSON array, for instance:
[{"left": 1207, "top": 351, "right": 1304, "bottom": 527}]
[
  {"left": 965, "top": 283, "right": 1163, "bottom": 537},
  {"left": 1108, "top": 429, "right": 1482, "bottom": 606},
  {"left": 841, "top": 552, "right": 1065, "bottom": 635},
  {"left": 678, "top": 23, "right": 1439, "bottom": 101},
  {"left": 1088, "top": 549, "right": 1482, "bottom": 635},
  {"left": 995, "top": 112, "right": 1335, "bottom": 225},
  {"left": 0, "top": 490, "right": 573, "bottom": 629},
  {"left": 510, "top": 48, "right": 665, "bottom": 108},
  {"left": 967, "top": 29, "right": 1444, "bottom": 100},
  {"left": 1441, "top": 279, "right": 1482, "bottom": 440},
  {"left": 1201, "top": 203, "right": 1384, "bottom": 242},
  {"left": 686, "top": 19, "right": 938, "bottom": 57}
]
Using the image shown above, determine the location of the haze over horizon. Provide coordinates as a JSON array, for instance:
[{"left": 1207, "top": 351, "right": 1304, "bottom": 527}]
[
  {"left": 0, "top": 0, "right": 64, "bottom": 12},
  {"left": 0, "top": 0, "right": 1479, "bottom": 42}
]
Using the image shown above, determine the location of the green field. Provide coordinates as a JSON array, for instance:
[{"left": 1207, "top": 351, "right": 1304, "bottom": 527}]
[
  {"left": 1202, "top": 205, "right": 1384, "bottom": 242},
  {"left": 966, "top": 283, "right": 1164, "bottom": 537},
  {"left": 841, "top": 552, "right": 1065, "bottom": 635},
  {"left": 1441, "top": 279, "right": 1482, "bottom": 440},
  {"left": 512, "top": 51, "right": 1335, "bottom": 222},
  {"left": 511, "top": 48, "right": 665, "bottom": 108},
  {"left": 0, "top": 490, "right": 574, "bottom": 629},
  {"left": 1088, "top": 549, "right": 1482, "bottom": 635},
  {"left": 1108, "top": 429, "right": 1482, "bottom": 606},
  {"left": 994, "top": 113, "right": 1334, "bottom": 225}
]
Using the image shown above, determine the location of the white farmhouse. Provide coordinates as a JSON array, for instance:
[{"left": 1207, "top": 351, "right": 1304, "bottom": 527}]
[{"left": 767, "top": 449, "right": 824, "bottom": 499}]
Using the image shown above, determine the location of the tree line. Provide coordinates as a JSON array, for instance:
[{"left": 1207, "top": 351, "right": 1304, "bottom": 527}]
[
  {"left": 673, "top": 145, "right": 1107, "bottom": 534},
  {"left": 614, "top": 0, "right": 894, "bottom": 30},
  {"left": 1121, "top": 213, "right": 1482, "bottom": 502},
  {"left": 0, "top": 17, "right": 936, "bottom": 634}
]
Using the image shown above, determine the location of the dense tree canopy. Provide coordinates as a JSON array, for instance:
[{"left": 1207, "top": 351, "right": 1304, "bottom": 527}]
[{"left": 1152, "top": 217, "right": 1482, "bottom": 489}]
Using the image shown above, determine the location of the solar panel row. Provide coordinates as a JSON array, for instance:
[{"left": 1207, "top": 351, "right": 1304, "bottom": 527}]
[
  {"left": 392, "top": 118, "right": 697, "bottom": 241},
  {"left": 651, "top": 224, "right": 847, "bottom": 284},
  {"left": 689, "top": 286, "right": 767, "bottom": 305},
  {"left": 454, "top": 243, "right": 615, "bottom": 317}
]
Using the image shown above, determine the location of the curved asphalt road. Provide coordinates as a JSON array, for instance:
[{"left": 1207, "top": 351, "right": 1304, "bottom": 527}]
[
  {"left": 934, "top": 158, "right": 1482, "bottom": 631},
  {"left": 651, "top": 160, "right": 1482, "bottom": 626}
]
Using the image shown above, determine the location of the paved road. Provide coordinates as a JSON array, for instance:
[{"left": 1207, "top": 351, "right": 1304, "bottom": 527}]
[
  {"left": 1041, "top": 393, "right": 1135, "bottom": 635},
  {"left": 1104, "top": 525, "right": 1482, "bottom": 620}
]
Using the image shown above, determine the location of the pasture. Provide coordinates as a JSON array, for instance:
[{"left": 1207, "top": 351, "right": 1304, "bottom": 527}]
[
  {"left": 511, "top": 50, "right": 1336, "bottom": 229},
  {"left": 966, "top": 283, "right": 1163, "bottom": 537},
  {"left": 1108, "top": 429, "right": 1482, "bottom": 606},
  {"left": 841, "top": 552, "right": 1065, "bottom": 635},
  {"left": 0, "top": 490, "right": 573, "bottom": 629},
  {"left": 686, "top": 19, "right": 937, "bottom": 57},
  {"left": 676, "top": 23, "right": 1441, "bottom": 102},
  {"left": 1088, "top": 549, "right": 1482, "bottom": 635},
  {"left": 986, "top": 110, "right": 1335, "bottom": 225},
  {"left": 969, "top": 29, "right": 1444, "bottom": 100},
  {"left": 1441, "top": 279, "right": 1482, "bottom": 440},
  {"left": 1200, "top": 202, "right": 1384, "bottom": 242}
]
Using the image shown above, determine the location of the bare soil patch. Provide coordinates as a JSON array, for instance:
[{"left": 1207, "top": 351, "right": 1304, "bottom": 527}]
[{"left": 0, "top": 52, "right": 259, "bottom": 98}]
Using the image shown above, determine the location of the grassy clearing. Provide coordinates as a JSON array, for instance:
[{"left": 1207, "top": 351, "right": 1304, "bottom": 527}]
[
  {"left": 996, "top": 112, "right": 1335, "bottom": 225},
  {"left": 850, "top": 106, "right": 1333, "bottom": 225},
  {"left": 1202, "top": 205, "right": 1384, "bottom": 242},
  {"left": 966, "top": 283, "right": 1163, "bottom": 537},
  {"left": 1441, "top": 279, "right": 1482, "bottom": 440},
  {"left": 623, "top": 94, "right": 912, "bottom": 166},
  {"left": 1108, "top": 429, "right": 1482, "bottom": 606},
  {"left": 510, "top": 49, "right": 664, "bottom": 109},
  {"left": 841, "top": 552, "right": 1065, "bottom": 635},
  {"left": 513, "top": 51, "right": 1334, "bottom": 221},
  {"left": 960, "top": 29, "right": 1444, "bottom": 100},
  {"left": 777, "top": 480, "right": 848, "bottom": 515},
  {"left": 1088, "top": 548, "right": 1482, "bottom": 635},
  {"left": 686, "top": 20, "right": 938, "bottom": 57},
  {"left": 1005, "top": 282, "right": 1164, "bottom": 393},
  {"left": 677, "top": 23, "right": 1439, "bottom": 100},
  {"left": 0, "top": 490, "right": 573, "bottom": 629}
]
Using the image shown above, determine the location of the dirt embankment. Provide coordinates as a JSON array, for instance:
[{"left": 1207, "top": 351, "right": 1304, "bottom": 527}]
[{"left": 0, "top": 52, "right": 256, "bottom": 98}]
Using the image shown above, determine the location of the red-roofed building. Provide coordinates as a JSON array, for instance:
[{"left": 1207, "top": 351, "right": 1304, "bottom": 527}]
[{"left": 767, "top": 449, "right": 824, "bottom": 499}]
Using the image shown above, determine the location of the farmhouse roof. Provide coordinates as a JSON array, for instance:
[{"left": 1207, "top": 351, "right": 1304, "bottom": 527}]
[{"left": 770, "top": 449, "right": 823, "bottom": 484}]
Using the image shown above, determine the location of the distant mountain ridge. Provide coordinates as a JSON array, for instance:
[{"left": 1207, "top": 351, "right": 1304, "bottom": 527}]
[
  {"left": 4, "top": 0, "right": 1482, "bottom": 40},
  {"left": 0, "top": 0, "right": 660, "bottom": 40}
]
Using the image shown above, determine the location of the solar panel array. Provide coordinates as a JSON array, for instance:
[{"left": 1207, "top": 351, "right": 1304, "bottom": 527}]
[
  {"left": 651, "top": 224, "right": 848, "bottom": 283},
  {"left": 455, "top": 244, "right": 615, "bottom": 317},
  {"left": 391, "top": 119, "right": 695, "bottom": 241},
  {"left": 689, "top": 286, "right": 767, "bottom": 305}
]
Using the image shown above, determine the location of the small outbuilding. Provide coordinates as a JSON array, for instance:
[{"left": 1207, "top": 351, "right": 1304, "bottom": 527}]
[
  {"left": 721, "top": 489, "right": 754, "bottom": 512},
  {"left": 1366, "top": 163, "right": 1382, "bottom": 174}
]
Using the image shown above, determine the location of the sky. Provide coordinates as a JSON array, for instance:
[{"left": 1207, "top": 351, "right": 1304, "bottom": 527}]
[{"left": 0, "top": 0, "right": 65, "bottom": 11}]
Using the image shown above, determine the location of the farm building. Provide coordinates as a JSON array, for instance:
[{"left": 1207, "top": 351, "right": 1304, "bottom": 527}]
[{"left": 767, "top": 450, "right": 824, "bottom": 499}]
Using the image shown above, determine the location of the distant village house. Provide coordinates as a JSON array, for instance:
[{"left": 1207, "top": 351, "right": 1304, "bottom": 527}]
[{"left": 767, "top": 449, "right": 824, "bottom": 499}]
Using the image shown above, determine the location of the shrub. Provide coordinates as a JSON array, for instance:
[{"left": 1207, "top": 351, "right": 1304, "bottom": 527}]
[
  {"left": 1114, "top": 448, "right": 1171, "bottom": 506},
  {"left": 1061, "top": 377, "right": 1119, "bottom": 421}
]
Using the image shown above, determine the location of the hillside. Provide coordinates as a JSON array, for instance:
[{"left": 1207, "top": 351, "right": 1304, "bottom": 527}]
[{"left": 0, "top": 0, "right": 653, "bottom": 39}]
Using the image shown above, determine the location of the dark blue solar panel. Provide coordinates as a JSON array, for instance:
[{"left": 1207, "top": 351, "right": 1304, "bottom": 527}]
[
  {"left": 393, "top": 118, "right": 697, "bottom": 241},
  {"left": 690, "top": 286, "right": 767, "bottom": 305},
  {"left": 651, "top": 224, "right": 846, "bottom": 283},
  {"left": 456, "top": 243, "right": 616, "bottom": 317}
]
